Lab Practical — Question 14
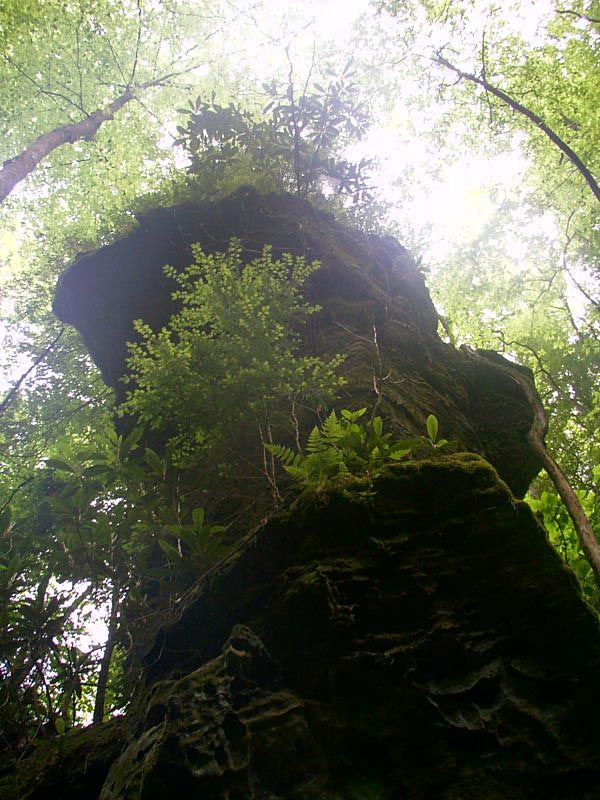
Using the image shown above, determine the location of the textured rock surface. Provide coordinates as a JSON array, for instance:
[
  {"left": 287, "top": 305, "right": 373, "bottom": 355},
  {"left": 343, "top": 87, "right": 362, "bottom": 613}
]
[
  {"left": 33, "top": 191, "right": 600, "bottom": 799},
  {"left": 119, "top": 457, "right": 600, "bottom": 800},
  {"left": 6, "top": 460, "right": 600, "bottom": 798},
  {"left": 0, "top": 718, "right": 126, "bottom": 800},
  {"left": 54, "top": 188, "right": 540, "bottom": 496}
]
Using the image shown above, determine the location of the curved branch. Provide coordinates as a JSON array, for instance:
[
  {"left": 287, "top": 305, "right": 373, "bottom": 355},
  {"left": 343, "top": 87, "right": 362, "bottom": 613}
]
[
  {"left": 555, "top": 9, "right": 600, "bottom": 25},
  {"left": 474, "top": 349, "right": 600, "bottom": 589},
  {"left": 434, "top": 53, "right": 600, "bottom": 203}
]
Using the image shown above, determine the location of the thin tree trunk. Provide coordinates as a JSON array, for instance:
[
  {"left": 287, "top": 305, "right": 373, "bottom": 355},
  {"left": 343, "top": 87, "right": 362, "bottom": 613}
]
[
  {"left": 516, "top": 373, "right": 600, "bottom": 587},
  {"left": 93, "top": 579, "right": 120, "bottom": 725},
  {"left": 0, "top": 93, "right": 135, "bottom": 203},
  {"left": 434, "top": 53, "right": 600, "bottom": 203}
]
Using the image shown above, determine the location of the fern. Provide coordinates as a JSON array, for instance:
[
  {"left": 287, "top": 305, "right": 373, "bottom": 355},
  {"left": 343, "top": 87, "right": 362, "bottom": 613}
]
[
  {"left": 320, "top": 410, "right": 345, "bottom": 444},
  {"left": 267, "top": 409, "right": 452, "bottom": 497},
  {"left": 306, "top": 425, "right": 327, "bottom": 454},
  {"left": 265, "top": 443, "right": 301, "bottom": 467}
]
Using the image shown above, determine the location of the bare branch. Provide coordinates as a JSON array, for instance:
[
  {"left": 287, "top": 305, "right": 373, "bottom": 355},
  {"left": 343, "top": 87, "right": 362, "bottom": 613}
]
[
  {"left": 1, "top": 53, "right": 86, "bottom": 115},
  {"left": 0, "top": 329, "right": 64, "bottom": 417},
  {"left": 433, "top": 52, "right": 600, "bottom": 203},
  {"left": 555, "top": 9, "right": 600, "bottom": 25},
  {"left": 0, "top": 477, "right": 34, "bottom": 521},
  {"left": 128, "top": 0, "right": 144, "bottom": 87},
  {"left": 480, "top": 31, "right": 494, "bottom": 127}
]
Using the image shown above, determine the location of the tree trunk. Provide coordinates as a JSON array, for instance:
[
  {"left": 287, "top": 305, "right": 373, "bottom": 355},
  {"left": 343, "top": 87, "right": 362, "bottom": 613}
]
[
  {"left": 93, "top": 579, "right": 120, "bottom": 725},
  {"left": 0, "top": 93, "right": 135, "bottom": 204},
  {"left": 471, "top": 349, "right": 600, "bottom": 588}
]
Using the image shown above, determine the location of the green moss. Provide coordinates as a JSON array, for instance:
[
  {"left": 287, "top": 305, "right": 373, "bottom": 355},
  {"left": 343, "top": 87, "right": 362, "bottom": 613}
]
[
  {"left": 0, "top": 717, "right": 126, "bottom": 800},
  {"left": 336, "top": 779, "right": 387, "bottom": 799}
]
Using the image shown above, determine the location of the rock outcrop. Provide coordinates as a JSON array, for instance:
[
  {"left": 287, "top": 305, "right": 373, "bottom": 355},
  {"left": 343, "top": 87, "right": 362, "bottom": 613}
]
[
  {"left": 5, "top": 457, "right": 600, "bottom": 798},
  {"left": 54, "top": 187, "right": 541, "bottom": 497},
  {"left": 15, "top": 189, "right": 595, "bottom": 799}
]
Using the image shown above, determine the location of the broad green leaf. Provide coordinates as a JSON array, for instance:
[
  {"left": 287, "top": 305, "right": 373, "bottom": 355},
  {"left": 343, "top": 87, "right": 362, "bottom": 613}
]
[
  {"left": 45, "top": 458, "right": 76, "bottom": 473},
  {"left": 192, "top": 507, "right": 205, "bottom": 530},
  {"left": 144, "top": 448, "right": 163, "bottom": 473},
  {"left": 83, "top": 465, "right": 113, "bottom": 478},
  {"left": 372, "top": 417, "right": 383, "bottom": 437},
  {"left": 426, "top": 415, "right": 439, "bottom": 443},
  {"left": 158, "top": 539, "right": 181, "bottom": 560}
]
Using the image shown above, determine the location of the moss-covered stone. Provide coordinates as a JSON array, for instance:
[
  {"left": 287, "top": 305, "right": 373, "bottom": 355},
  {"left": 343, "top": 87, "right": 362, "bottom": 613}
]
[
  {"left": 0, "top": 717, "right": 126, "bottom": 800},
  {"left": 6, "top": 456, "right": 600, "bottom": 798},
  {"left": 35, "top": 191, "right": 600, "bottom": 798},
  {"left": 88, "top": 459, "right": 600, "bottom": 798}
]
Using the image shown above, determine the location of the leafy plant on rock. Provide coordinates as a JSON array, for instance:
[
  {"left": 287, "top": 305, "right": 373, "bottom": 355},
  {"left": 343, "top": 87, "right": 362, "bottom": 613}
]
[
  {"left": 267, "top": 408, "right": 451, "bottom": 495},
  {"left": 174, "top": 60, "right": 374, "bottom": 206},
  {"left": 122, "top": 238, "right": 344, "bottom": 496}
]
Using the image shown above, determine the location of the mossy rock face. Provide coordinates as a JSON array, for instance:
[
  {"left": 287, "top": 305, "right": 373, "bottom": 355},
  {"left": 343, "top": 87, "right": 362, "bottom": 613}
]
[
  {"left": 54, "top": 188, "right": 540, "bottom": 496},
  {"left": 0, "top": 717, "right": 126, "bottom": 800},
  {"left": 46, "top": 189, "right": 600, "bottom": 798},
  {"left": 6, "top": 458, "right": 600, "bottom": 799}
]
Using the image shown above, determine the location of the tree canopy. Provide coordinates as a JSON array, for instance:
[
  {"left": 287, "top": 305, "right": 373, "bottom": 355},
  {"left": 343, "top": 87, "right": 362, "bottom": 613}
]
[{"left": 0, "top": 0, "right": 598, "bottom": 754}]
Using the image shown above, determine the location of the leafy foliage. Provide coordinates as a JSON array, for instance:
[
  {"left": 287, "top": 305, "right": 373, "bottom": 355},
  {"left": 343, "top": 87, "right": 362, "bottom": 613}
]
[
  {"left": 267, "top": 408, "right": 450, "bottom": 495},
  {"left": 0, "top": 420, "right": 237, "bottom": 748},
  {"left": 174, "top": 62, "right": 374, "bottom": 205},
  {"left": 0, "top": 0, "right": 599, "bottom": 761},
  {"left": 122, "top": 239, "right": 344, "bottom": 471},
  {"left": 528, "top": 478, "right": 600, "bottom": 608}
]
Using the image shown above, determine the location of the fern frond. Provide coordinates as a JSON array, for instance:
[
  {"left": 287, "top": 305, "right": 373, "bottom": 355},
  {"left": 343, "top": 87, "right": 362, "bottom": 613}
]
[
  {"left": 285, "top": 464, "right": 310, "bottom": 481},
  {"left": 321, "top": 410, "right": 344, "bottom": 443},
  {"left": 306, "top": 425, "right": 327, "bottom": 454},
  {"left": 265, "top": 443, "right": 300, "bottom": 467}
]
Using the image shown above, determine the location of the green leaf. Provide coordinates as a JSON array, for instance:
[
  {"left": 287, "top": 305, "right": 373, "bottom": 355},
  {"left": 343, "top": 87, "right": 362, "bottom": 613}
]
[
  {"left": 192, "top": 507, "right": 205, "bottom": 530},
  {"left": 341, "top": 408, "right": 367, "bottom": 422},
  {"left": 207, "top": 524, "right": 226, "bottom": 535},
  {"left": 54, "top": 717, "right": 66, "bottom": 735},
  {"left": 120, "top": 427, "right": 143, "bottom": 458},
  {"left": 144, "top": 448, "right": 163, "bottom": 473},
  {"left": 45, "top": 458, "right": 76, "bottom": 473},
  {"left": 388, "top": 448, "right": 412, "bottom": 460},
  {"left": 426, "top": 415, "right": 439, "bottom": 443},
  {"left": 83, "top": 464, "right": 113, "bottom": 478},
  {"left": 158, "top": 539, "right": 181, "bottom": 560}
]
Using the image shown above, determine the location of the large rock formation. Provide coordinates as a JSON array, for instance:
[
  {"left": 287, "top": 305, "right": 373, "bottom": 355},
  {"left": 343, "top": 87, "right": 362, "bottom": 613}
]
[
  {"left": 102, "top": 457, "right": 600, "bottom": 799},
  {"left": 4, "top": 457, "right": 600, "bottom": 799},
  {"left": 54, "top": 187, "right": 540, "bottom": 496},
  {"left": 8, "top": 188, "right": 594, "bottom": 799}
]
